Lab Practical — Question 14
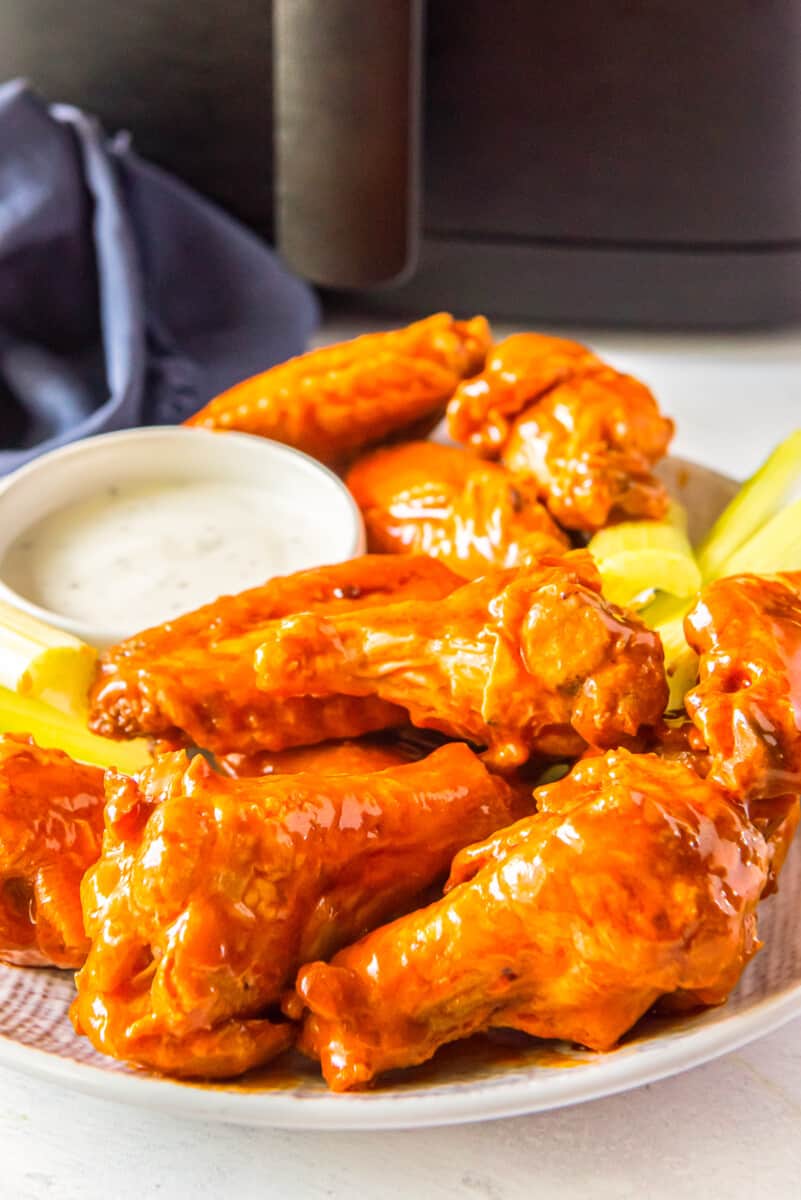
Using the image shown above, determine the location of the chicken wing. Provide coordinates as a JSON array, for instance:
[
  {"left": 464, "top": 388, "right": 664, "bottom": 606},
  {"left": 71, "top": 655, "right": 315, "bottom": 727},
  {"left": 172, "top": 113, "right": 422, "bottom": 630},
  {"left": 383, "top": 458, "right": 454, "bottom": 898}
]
[
  {"left": 447, "top": 334, "right": 674, "bottom": 531},
  {"left": 255, "top": 552, "right": 668, "bottom": 767},
  {"left": 88, "top": 556, "right": 461, "bottom": 755},
  {"left": 447, "top": 332, "right": 603, "bottom": 453},
  {"left": 71, "top": 742, "right": 528, "bottom": 1078},
  {"left": 290, "top": 750, "right": 768, "bottom": 1091},
  {"left": 653, "top": 719, "right": 800, "bottom": 897},
  {"left": 185, "top": 314, "right": 491, "bottom": 467},
  {"left": 0, "top": 735, "right": 105, "bottom": 968},
  {"left": 684, "top": 573, "right": 801, "bottom": 802},
  {"left": 501, "top": 372, "right": 674, "bottom": 530},
  {"left": 346, "top": 441, "right": 569, "bottom": 578}
]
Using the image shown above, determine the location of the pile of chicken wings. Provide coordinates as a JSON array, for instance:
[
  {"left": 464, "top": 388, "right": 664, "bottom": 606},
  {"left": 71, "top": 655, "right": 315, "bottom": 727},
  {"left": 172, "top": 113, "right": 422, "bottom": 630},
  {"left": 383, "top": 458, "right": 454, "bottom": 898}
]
[{"left": 2, "top": 314, "right": 799, "bottom": 1092}]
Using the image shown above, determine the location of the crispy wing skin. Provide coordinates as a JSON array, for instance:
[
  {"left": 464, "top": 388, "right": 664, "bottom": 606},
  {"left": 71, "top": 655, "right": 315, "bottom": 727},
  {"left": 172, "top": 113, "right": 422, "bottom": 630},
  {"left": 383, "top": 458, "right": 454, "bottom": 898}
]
[
  {"left": 88, "top": 556, "right": 461, "bottom": 754},
  {"left": 71, "top": 743, "right": 529, "bottom": 1079},
  {"left": 685, "top": 573, "right": 801, "bottom": 801},
  {"left": 447, "top": 334, "right": 673, "bottom": 531},
  {"left": 291, "top": 751, "right": 768, "bottom": 1091},
  {"left": 185, "top": 314, "right": 491, "bottom": 466},
  {"left": 0, "top": 735, "right": 105, "bottom": 968},
  {"left": 346, "top": 441, "right": 569, "bottom": 578},
  {"left": 255, "top": 552, "right": 668, "bottom": 767}
]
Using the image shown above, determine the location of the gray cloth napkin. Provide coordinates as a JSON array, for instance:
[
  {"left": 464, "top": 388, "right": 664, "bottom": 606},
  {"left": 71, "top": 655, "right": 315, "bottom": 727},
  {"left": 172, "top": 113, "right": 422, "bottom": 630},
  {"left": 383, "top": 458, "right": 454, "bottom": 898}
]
[{"left": 0, "top": 79, "right": 319, "bottom": 474}]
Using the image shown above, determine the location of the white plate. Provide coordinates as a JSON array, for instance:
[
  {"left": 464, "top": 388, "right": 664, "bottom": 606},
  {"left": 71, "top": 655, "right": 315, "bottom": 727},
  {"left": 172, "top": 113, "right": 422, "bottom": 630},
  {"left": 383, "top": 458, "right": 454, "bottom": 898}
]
[{"left": 2, "top": 458, "right": 800, "bottom": 1131}]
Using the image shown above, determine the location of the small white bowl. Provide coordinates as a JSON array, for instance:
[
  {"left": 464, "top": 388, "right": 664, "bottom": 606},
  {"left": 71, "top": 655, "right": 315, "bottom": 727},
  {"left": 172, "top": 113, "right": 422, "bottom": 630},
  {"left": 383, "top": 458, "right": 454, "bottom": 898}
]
[{"left": 0, "top": 426, "right": 365, "bottom": 647}]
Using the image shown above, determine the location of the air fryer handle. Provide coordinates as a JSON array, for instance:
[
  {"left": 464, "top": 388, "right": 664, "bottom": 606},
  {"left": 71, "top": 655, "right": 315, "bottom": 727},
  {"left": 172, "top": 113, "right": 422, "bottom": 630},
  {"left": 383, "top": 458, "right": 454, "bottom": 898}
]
[{"left": 273, "top": 0, "right": 422, "bottom": 288}]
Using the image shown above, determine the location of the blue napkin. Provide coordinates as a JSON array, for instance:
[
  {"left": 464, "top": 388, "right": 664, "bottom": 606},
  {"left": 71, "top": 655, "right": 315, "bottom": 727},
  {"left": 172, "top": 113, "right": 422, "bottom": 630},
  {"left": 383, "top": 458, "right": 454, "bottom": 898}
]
[{"left": 0, "top": 80, "right": 319, "bottom": 475}]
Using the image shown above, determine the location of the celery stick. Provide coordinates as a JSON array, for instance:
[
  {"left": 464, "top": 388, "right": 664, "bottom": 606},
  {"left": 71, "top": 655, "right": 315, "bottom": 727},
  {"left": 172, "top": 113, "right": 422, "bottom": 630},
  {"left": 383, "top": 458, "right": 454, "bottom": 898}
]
[
  {"left": 0, "top": 685, "right": 151, "bottom": 772},
  {"left": 697, "top": 430, "right": 801, "bottom": 581},
  {"left": 588, "top": 502, "right": 701, "bottom": 608},
  {"left": 718, "top": 496, "right": 801, "bottom": 577},
  {"left": 0, "top": 599, "right": 97, "bottom": 717},
  {"left": 536, "top": 762, "right": 572, "bottom": 786},
  {"left": 640, "top": 593, "right": 697, "bottom": 711}
]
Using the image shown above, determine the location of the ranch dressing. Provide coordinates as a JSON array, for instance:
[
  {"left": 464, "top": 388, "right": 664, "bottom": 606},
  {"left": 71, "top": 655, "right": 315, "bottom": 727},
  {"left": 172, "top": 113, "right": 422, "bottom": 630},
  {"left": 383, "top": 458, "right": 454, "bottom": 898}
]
[{"left": 2, "top": 480, "right": 329, "bottom": 634}]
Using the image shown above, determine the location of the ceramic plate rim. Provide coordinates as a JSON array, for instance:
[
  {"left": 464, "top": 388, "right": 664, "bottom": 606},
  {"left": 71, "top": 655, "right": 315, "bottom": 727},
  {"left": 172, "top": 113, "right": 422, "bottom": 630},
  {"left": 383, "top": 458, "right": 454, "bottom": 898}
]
[{"left": 0, "top": 972, "right": 800, "bottom": 1130}]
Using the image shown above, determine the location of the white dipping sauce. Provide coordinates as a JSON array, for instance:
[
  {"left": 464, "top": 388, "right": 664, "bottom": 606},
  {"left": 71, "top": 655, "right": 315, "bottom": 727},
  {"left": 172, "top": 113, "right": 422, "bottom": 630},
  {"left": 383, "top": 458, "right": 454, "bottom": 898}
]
[{"left": 2, "top": 480, "right": 329, "bottom": 632}]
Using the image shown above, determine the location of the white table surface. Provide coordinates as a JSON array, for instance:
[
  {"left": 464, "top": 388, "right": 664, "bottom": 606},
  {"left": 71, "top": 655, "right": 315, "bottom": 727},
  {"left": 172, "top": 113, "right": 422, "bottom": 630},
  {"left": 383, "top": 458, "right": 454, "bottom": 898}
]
[{"left": 3, "top": 316, "right": 801, "bottom": 1198}]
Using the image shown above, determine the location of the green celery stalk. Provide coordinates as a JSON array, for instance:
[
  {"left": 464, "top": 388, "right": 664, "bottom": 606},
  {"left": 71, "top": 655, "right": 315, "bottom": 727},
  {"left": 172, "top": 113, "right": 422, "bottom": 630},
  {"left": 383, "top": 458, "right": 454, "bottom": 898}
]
[
  {"left": 697, "top": 430, "right": 801, "bottom": 581},
  {"left": 717, "top": 496, "right": 801, "bottom": 577},
  {"left": 641, "top": 593, "right": 697, "bottom": 712},
  {"left": 588, "top": 501, "right": 701, "bottom": 608}
]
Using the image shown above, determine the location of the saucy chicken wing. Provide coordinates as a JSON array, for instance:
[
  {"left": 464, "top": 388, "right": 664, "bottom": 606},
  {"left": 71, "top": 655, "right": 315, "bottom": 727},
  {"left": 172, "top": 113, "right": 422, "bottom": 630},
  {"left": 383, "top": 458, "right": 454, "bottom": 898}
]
[
  {"left": 447, "top": 334, "right": 674, "bottom": 531},
  {"left": 186, "top": 314, "right": 491, "bottom": 467},
  {"left": 290, "top": 750, "right": 768, "bottom": 1091},
  {"left": 685, "top": 573, "right": 801, "bottom": 802},
  {"left": 0, "top": 735, "right": 105, "bottom": 968},
  {"left": 71, "top": 742, "right": 528, "bottom": 1078},
  {"left": 447, "top": 332, "right": 603, "bottom": 452},
  {"left": 89, "top": 556, "right": 461, "bottom": 755},
  {"left": 346, "top": 441, "right": 569, "bottom": 578},
  {"left": 653, "top": 720, "right": 800, "bottom": 897},
  {"left": 502, "top": 371, "right": 673, "bottom": 530},
  {"left": 255, "top": 552, "right": 668, "bottom": 767}
]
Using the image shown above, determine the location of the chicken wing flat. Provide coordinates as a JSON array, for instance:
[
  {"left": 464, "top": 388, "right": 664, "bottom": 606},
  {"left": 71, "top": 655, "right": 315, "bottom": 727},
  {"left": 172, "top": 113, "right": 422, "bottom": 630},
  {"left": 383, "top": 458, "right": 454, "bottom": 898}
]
[
  {"left": 255, "top": 552, "right": 668, "bottom": 767},
  {"left": 446, "top": 334, "right": 674, "bottom": 531},
  {"left": 0, "top": 735, "right": 105, "bottom": 968},
  {"left": 71, "top": 742, "right": 528, "bottom": 1078},
  {"left": 88, "top": 556, "right": 461, "bottom": 755},
  {"left": 685, "top": 573, "right": 801, "bottom": 802},
  {"left": 346, "top": 441, "right": 569, "bottom": 578},
  {"left": 185, "top": 314, "right": 491, "bottom": 467},
  {"left": 290, "top": 750, "right": 768, "bottom": 1091}
]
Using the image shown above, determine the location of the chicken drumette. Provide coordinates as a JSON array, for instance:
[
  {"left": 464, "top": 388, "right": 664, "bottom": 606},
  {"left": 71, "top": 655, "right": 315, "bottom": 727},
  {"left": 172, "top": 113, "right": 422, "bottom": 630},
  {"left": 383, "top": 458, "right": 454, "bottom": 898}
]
[
  {"left": 0, "top": 735, "right": 105, "bottom": 968},
  {"left": 88, "top": 556, "right": 461, "bottom": 755},
  {"left": 346, "top": 441, "right": 568, "bottom": 578},
  {"left": 186, "top": 313, "right": 491, "bottom": 467},
  {"left": 290, "top": 750, "right": 768, "bottom": 1091},
  {"left": 684, "top": 572, "right": 801, "bottom": 803},
  {"left": 71, "top": 743, "right": 528, "bottom": 1078},
  {"left": 255, "top": 553, "right": 668, "bottom": 768},
  {"left": 446, "top": 334, "right": 674, "bottom": 531}
]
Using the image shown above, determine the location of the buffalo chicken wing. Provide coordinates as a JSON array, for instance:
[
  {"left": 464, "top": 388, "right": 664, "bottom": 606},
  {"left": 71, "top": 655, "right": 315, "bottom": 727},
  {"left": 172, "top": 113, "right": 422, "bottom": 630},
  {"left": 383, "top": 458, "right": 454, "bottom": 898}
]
[
  {"left": 447, "top": 332, "right": 603, "bottom": 452},
  {"left": 653, "top": 719, "right": 800, "bottom": 897},
  {"left": 447, "top": 334, "right": 674, "bottom": 531},
  {"left": 255, "top": 553, "right": 668, "bottom": 768},
  {"left": 186, "top": 314, "right": 491, "bottom": 467},
  {"left": 88, "top": 556, "right": 461, "bottom": 755},
  {"left": 0, "top": 735, "right": 105, "bottom": 968},
  {"left": 71, "top": 743, "right": 528, "bottom": 1078},
  {"left": 291, "top": 750, "right": 768, "bottom": 1091},
  {"left": 685, "top": 573, "right": 801, "bottom": 802},
  {"left": 346, "top": 441, "right": 569, "bottom": 578}
]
